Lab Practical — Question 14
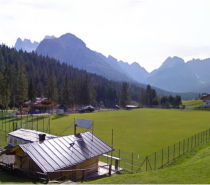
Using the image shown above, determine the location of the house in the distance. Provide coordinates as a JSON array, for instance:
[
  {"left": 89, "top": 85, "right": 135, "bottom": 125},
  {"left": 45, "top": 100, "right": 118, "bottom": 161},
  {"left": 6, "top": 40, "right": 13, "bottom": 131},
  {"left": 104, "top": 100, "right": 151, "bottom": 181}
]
[
  {"left": 23, "top": 96, "right": 58, "bottom": 114},
  {"left": 78, "top": 105, "right": 95, "bottom": 113},
  {"left": 201, "top": 94, "right": 210, "bottom": 108}
]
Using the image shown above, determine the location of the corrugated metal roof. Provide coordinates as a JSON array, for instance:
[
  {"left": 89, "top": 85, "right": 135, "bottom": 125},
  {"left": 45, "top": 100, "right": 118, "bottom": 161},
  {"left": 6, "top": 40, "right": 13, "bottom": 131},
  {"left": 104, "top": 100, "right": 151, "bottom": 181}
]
[
  {"left": 19, "top": 132, "right": 113, "bottom": 173},
  {"left": 8, "top": 129, "right": 57, "bottom": 143}
]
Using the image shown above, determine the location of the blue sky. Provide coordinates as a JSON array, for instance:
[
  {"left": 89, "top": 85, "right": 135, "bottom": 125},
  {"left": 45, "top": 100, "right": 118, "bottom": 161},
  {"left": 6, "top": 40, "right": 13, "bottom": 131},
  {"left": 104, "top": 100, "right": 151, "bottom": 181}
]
[{"left": 1, "top": 0, "right": 210, "bottom": 72}]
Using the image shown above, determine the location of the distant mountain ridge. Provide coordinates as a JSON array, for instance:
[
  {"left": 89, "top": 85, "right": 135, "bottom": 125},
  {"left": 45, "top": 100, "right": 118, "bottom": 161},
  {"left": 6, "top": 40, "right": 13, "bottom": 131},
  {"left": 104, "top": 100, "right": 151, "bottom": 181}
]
[
  {"left": 36, "top": 33, "right": 134, "bottom": 82},
  {"left": 145, "top": 57, "right": 210, "bottom": 93},
  {"left": 14, "top": 35, "right": 56, "bottom": 52},
  {"left": 15, "top": 38, "right": 39, "bottom": 52},
  {"left": 14, "top": 33, "right": 210, "bottom": 94}
]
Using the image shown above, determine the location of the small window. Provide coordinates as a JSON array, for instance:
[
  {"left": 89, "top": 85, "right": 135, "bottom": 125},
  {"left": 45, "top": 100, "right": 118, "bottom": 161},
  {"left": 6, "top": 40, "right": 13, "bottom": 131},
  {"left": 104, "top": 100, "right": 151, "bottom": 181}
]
[
  {"left": 14, "top": 138, "right": 17, "bottom": 146},
  {"left": 17, "top": 140, "right": 22, "bottom": 145},
  {"left": 9, "top": 137, "right": 13, "bottom": 144}
]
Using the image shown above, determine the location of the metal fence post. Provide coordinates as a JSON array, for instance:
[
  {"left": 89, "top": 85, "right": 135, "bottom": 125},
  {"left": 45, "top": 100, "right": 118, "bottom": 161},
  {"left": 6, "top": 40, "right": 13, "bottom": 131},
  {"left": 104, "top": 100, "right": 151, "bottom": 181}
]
[
  {"left": 173, "top": 144, "right": 175, "bottom": 159},
  {"left": 187, "top": 137, "right": 189, "bottom": 152},
  {"left": 168, "top": 146, "right": 169, "bottom": 164},
  {"left": 131, "top": 152, "right": 133, "bottom": 172},
  {"left": 205, "top": 130, "right": 206, "bottom": 142},
  {"left": 191, "top": 136, "right": 193, "bottom": 149},
  {"left": 154, "top": 152, "right": 156, "bottom": 170},
  {"left": 209, "top": 128, "right": 210, "bottom": 141},
  {"left": 162, "top": 149, "right": 163, "bottom": 167},
  {"left": 119, "top": 149, "right": 121, "bottom": 168},
  {"left": 146, "top": 156, "right": 148, "bottom": 171},
  {"left": 201, "top": 131, "right": 203, "bottom": 144},
  {"left": 183, "top": 139, "right": 185, "bottom": 154},
  {"left": 201, "top": 131, "right": 202, "bottom": 144},
  {"left": 179, "top": 141, "right": 180, "bottom": 156},
  {"left": 195, "top": 134, "right": 196, "bottom": 147}
]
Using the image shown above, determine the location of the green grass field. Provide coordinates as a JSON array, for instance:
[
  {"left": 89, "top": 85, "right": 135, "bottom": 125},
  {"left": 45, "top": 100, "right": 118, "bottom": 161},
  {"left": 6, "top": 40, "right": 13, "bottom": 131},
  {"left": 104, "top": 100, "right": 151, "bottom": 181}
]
[
  {"left": 50, "top": 109, "right": 210, "bottom": 156},
  {"left": 1, "top": 108, "right": 210, "bottom": 183},
  {"left": 182, "top": 99, "right": 203, "bottom": 108},
  {"left": 1, "top": 108, "right": 210, "bottom": 155},
  {"left": 85, "top": 141, "right": 210, "bottom": 184}
]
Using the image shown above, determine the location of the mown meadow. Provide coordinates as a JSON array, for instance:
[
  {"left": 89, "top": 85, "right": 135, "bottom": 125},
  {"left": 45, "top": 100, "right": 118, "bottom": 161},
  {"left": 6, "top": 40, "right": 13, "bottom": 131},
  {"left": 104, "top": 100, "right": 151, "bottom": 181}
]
[
  {"left": 51, "top": 108, "right": 210, "bottom": 156},
  {"left": 1, "top": 106, "right": 210, "bottom": 183},
  {"left": 1, "top": 108, "right": 210, "bottom": 156}
]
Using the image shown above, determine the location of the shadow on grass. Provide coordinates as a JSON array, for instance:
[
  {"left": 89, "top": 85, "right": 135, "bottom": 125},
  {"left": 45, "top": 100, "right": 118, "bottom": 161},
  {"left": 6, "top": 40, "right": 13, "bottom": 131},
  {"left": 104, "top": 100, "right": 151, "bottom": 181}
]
[
  {"left": 51, "top": 114, "right": 69, "bottom": 120},
  {"left": 0, "top": 171, "right": 39, "bottom": 184}
]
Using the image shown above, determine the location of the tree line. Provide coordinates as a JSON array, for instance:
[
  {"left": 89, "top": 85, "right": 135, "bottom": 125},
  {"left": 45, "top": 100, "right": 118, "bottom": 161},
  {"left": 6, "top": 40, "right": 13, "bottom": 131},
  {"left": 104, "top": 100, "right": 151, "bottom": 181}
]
[
  {"left": 0, "top": 45, "right": 182, "bottom": 110},
  {"left": 120, "top": 83, "right": 182, "bottom": 108}
]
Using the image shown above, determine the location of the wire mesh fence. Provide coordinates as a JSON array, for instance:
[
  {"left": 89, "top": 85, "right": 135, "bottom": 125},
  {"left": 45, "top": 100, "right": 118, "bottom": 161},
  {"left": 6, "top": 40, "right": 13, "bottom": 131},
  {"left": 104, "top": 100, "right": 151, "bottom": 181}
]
[
  {"left": 0, "top": 115, "right": 51, "bottom": 143},
  {"left": 100, "top": 127, "right": 210, "bottom": 174}
]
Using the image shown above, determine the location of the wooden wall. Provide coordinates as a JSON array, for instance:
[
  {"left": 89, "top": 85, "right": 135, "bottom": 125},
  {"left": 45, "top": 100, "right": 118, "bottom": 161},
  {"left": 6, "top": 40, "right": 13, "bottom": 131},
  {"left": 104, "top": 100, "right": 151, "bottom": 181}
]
[{"left": 48, "top": 157, "right": 99, "bottom": 181}]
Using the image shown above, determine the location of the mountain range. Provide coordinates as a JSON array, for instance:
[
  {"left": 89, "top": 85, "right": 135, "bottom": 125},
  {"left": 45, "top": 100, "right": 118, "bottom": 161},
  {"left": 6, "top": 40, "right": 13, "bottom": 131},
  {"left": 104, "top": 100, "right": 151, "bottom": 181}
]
[
  {"left": 14, "top": 33, "right": 210, "bottom": 94},
  {"left": 14, "top": 35, "right": 56, "bottom": 52}
]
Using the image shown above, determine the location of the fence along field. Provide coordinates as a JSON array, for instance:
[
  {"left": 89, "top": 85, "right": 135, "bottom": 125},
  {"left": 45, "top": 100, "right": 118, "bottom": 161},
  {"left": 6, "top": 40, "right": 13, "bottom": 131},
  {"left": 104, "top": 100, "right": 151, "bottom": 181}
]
[
  {"left": 0, "top": 112, "right": 50, "bottom": 146},
  {"left": 100, "top": 127, "right": 210, "bottom": 173},
  {"left": 1, "top": 108, "right": 210, "bottom": 174}
]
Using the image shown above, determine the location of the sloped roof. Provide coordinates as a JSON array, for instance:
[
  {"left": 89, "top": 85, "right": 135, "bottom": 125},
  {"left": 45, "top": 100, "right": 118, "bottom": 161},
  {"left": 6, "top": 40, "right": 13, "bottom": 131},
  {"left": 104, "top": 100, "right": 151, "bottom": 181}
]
[
  {"left": 24, "top": 97, "right": 58, "bottom": 107},
  {"left": 19, "top": 132, "right": 113, "bottom": 173},
  {"left": 24, "top": 97, "right": 47, "bottom": 105},
  {"left": 8, "top": 128, "right": 57, "bottom": 143}
]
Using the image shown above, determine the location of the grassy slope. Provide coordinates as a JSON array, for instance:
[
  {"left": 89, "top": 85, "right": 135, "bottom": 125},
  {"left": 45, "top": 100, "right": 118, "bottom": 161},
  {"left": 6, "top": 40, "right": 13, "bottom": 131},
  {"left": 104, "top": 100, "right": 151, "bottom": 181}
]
[
  {"left": 182, "top": 99, "right": 203, "bottom": 108},
  {"left": 85, "top": 141, "right": 210, "bottom": 184}
]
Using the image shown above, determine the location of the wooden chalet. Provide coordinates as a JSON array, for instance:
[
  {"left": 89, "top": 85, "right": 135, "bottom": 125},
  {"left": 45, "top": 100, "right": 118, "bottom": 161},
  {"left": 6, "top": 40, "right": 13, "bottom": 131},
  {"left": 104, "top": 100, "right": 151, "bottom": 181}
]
[
  {"left": 24, "top": 97, "right": 58, "bottom": 114},
  {"left": 201, "top": 94, "right": 210, "bottom": 108},
  {"left": 1, "top": 132, "right": 113, "bottom": 181}
]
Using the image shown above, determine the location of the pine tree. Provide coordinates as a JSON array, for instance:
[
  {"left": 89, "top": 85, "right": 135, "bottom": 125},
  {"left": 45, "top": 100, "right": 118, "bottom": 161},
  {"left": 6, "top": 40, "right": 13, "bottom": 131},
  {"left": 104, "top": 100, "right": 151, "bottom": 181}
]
[
  {"left": 28, "top": 78, "right": 36, "bottom": 102},
  {"left": 139, "top": 88, "right": 145, "bottom": 106},
  {"left": 120, "top": 82, "right": 130, "bottom": 108},
  {"left": 60, "top": 75, "right": 72, "bottom": 108},
  {"left": 0, "top": 65, "right": 11, "bottom": 110},
  {"left": 80, "top": 75, "right": 90, "bottom": 105},
  {"left": 10, "top": 64, "right": 17, "bottom": 108},
  {"left": 16, "top": 63, "right": 28, "bottom": 110},
  {"left": 46, "top": 68, "right": 58, "bottom": 101}
]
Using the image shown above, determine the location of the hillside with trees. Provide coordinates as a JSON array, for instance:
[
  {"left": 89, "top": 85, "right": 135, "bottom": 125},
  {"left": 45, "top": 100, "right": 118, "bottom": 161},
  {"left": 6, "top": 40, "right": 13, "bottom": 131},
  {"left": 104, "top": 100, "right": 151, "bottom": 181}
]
[{"left": 0, "top": 45, "right": 182, "bottom": 110}]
